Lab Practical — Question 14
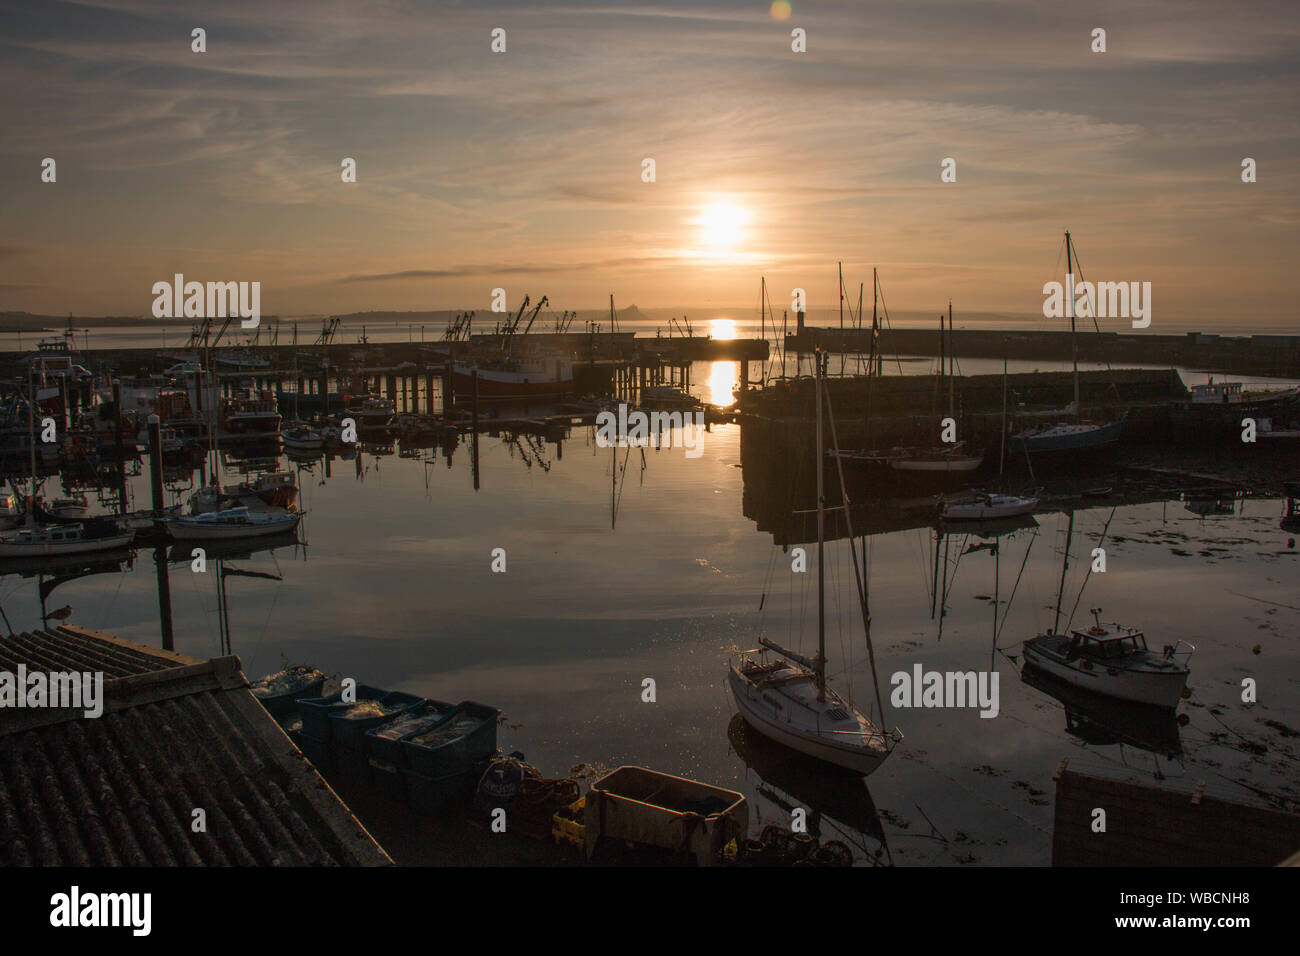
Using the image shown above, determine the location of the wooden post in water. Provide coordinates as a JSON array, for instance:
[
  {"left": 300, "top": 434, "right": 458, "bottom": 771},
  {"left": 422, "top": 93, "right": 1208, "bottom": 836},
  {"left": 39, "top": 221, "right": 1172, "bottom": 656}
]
[
  {"left": 146, "top": 414, "right": 165, "bottom": 516},
  {"left": 471, "top": 369, "right": 480, "bottom": 491}
]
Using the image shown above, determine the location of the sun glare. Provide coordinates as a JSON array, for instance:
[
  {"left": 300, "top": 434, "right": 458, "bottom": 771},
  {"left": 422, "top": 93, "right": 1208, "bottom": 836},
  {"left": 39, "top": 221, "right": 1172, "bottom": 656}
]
[
  {"left": 710, "top": 317, "right": 737, "bottom": 341},
  {"left": 697, "top": 202, "right": 749, "bottom": 249}
]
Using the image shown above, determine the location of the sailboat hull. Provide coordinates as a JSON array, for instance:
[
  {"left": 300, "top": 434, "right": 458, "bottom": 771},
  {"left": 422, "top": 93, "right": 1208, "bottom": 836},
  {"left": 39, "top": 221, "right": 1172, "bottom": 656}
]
[
  {"left": 1008, "top": 419, "right": 1123, "bottom": 453},
  {"left": 728, "top": 666, "right": 891, "bottom": 775}
]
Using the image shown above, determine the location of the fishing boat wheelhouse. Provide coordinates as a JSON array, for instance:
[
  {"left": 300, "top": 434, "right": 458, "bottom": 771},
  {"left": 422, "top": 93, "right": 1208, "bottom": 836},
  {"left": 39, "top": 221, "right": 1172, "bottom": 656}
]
[{"left": 220, "top": 388, "right": 282, "bottom": 437}]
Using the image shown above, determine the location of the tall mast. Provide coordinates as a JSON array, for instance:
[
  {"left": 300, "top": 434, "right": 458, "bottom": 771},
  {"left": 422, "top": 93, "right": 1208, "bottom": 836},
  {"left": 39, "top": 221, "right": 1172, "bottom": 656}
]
[
  {"left": 947, "top": 301, "right": 955, "bottom": 420},
  {"left": 815, "top": 350, "right": 826, "bottom": 701},
  {"left": 999, "top": 354, "right": 1008, "bottom": 481},
  {"left": 838, "top": 262, "right": 844, "bottom": 329},
  {"left": 1066, "top": 230, "right": 1079, "bottom": 422},
  {"left": 1054, "top": 510, "right": 1074, "bottom": 634},
  {"left": 27, "top": 365, "right": 37, "bottom": 524},
  {"left": 872, "top": 268, "right": 879, "bottom": 377}
]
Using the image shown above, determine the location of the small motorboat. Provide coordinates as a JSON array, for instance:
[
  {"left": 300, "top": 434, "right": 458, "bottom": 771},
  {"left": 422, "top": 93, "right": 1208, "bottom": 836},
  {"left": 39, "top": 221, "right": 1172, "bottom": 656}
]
[
  {"left": 1021, "top": 610, "right": 1193, "bottom": 709},
  {"left": 942, "top": 491, "right": 1039, "bottom": 521},
  {"left": 166, "top": 506, "right": 301, "bottom": 541},
  {"left": 281, "top": 423, "right": 324, "bottom": 450},
  {"left": 46, "top": 495, "right": 90, "bottom": 521}
]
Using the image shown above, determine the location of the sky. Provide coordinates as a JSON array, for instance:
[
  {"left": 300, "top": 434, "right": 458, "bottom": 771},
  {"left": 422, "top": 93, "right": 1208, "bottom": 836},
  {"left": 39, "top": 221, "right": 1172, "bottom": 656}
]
[{"left": 1, "top": 0, "right": 1297, "bottom": 325}]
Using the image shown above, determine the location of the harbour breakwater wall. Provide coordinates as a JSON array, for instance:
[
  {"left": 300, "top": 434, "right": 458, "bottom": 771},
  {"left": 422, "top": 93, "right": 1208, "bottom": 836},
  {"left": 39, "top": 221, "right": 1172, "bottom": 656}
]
[{"left": 786, "top": 327, "right": 1300, "bottom": 379}]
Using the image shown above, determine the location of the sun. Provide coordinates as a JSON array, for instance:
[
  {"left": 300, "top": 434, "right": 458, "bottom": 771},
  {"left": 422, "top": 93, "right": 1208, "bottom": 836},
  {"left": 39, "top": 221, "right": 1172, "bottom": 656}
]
[{"left": 696, "top": 202, "right": 749, "bottom": 249}]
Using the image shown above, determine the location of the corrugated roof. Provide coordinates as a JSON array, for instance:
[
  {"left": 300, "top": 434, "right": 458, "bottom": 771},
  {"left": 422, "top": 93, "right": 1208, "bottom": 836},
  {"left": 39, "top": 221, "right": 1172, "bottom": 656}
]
[
  {"left": 0, "top": 625, "right": 193, "bottom": 677},
  {"left": 0, "top": 627, "right": 391, "bottom": 866}
]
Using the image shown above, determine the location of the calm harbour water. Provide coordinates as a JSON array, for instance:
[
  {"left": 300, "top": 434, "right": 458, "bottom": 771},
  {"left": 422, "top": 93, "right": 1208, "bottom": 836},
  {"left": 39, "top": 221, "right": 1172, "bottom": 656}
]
[{"left": 3, "top": 403, "right": 1297, "bottom": 865}]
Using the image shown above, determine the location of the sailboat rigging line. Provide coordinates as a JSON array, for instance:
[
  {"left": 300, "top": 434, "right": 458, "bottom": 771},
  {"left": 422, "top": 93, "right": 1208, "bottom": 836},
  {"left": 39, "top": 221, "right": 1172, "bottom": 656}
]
[
  {"left": 1053, "top": 511, "right": 1074, "bottom": 635},
  {"left": 821, "top": 359, "right": 889, "bottom": 733},
  {"left": 871, "top": 276, "right": 905, "bottom": 376},
  {"left": 1065, "top": 506, "right": 1117, "bottom": 631},
  {"left": 996, "top": 528, "right": 1037, "bottom": 642}
]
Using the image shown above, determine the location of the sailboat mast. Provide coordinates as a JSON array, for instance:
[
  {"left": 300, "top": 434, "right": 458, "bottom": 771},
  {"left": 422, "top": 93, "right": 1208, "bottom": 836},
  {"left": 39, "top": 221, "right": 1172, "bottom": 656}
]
[
  {"left": 27, "top": 365, "right": 37, "bottom": 520},
  {"left": 872, "top": 268, "right": 879, "bottom": 376},
  {"left": 999, "top": 355, "right": 1008, "bottom": 481},
  {"left": 838, "top": 262, "right": 844, "bottom": 329},
  {"left": 1066, "top": 230, "right": 1079, "bottom": 422},
  {"left": 815, "top": 350, "right": 826, "bottom": 700},
  {"left": 947, "top": 301, "right": 954, "bottom": 420},
  {"left": 1054, "top": 510, "right": 1074, "bottom": 634}
]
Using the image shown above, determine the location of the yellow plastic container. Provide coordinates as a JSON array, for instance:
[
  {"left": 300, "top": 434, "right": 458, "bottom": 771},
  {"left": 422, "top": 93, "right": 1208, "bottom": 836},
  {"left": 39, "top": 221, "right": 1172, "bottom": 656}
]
[{"left": 552, "top": 796, "right": 586, "bottom": 848}]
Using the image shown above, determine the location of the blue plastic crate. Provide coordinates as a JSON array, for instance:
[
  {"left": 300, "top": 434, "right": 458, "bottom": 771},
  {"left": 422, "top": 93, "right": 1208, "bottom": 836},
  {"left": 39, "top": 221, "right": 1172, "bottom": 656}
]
[
  {"left": 330, "top": 690, "right": 424, "bottom": 752},
  {"left": 296, "top": 684, "right": 388, "bottom": 741},
  {"left": 404, "top": 766, "right": 476, "bottom": 816},
  {"left": 332, "top": 743, "right": 373, "bottom": 781},
  {"left": 250, "top": 667, "right": 327, "bottom": 718},
  {"left": 400, "top": 701, "right": 501, "bottom": 778},
  {"left": 368, "top": 757, "right": 407, "bottom": 802},
  {"left": 364, "top": 699, "right": 456, "bottom": 767}
]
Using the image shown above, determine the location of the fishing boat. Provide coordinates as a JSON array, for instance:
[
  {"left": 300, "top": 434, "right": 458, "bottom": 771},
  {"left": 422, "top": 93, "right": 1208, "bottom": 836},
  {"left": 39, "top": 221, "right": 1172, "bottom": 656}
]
[
  {"left": 1008, "top": 231, "right": 1123, "bottom": 454},
  {"left": 941, "top": 491, "right": 1039, "bottom": 521},
  {"left": 452, "top": 359, "right": 574, "bottom": 401},
  {"left": 730, "top": 351, "right": 900, "bottom": 775},
  {"left": 215, "top": 348, "right": 271, "bottom": 369},
  {"left": 219, "top": 388, "right": 281, "bottom": 437},
  {"left": 190, "top": 471, "right": 298, "bottom": 514},
  {"left": 1022, "top": 610, "right": 1193, "bottom": 710},
  {"left": 0, "top": 517, "right": 134, "bottom": 557},
  {"left": 641, "top": 384, "right": 701, "bottom": 410},
  {"left": 166, "top": 506, "right": 300, "bottom": 541},
  {"left": 344, "top": 395, "right": 395, "bottom": 430},
  {"left": 281, "top": 423, "right": 323, "bottom": 450}
]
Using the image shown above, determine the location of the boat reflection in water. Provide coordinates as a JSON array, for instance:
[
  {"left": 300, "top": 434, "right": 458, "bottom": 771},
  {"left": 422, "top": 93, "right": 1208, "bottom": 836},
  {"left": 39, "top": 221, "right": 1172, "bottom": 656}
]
[
  {"left": 727, "top": 714, "right": 890, "bottom": 864},
  {"left": 1020, "top": 663, "right": 1185, "bottom": 762}
]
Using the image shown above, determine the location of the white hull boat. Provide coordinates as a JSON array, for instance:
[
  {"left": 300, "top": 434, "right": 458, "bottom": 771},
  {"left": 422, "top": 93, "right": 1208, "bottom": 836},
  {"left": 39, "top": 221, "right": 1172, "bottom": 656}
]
[
  {"left": 167, "top": 507, "right": 301, "bottom": 541},
  {"left": 0, "top": 523, "right": 134, "bottom": 557},
  {"left": 730, "top": 351, "right": 899, "bottom": 776},
  {"left": 942, "top": 492, "right": 1039, "bottom": 521},
  {"left": 1021, "top": 619, "right": 1192, "bottom": 709},
  {"left": 889, "top": 445, "right": 984, "bottom": 473},
  {"left": 729, "top": 662, "right": 891, "bottom": 775},
  {"left": 281, "top": 424, "right": 323, "bottom": 450}
]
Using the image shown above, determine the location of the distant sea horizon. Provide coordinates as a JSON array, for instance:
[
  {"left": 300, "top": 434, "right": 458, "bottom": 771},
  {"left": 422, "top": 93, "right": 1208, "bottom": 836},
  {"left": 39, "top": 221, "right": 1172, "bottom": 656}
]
[{"left": 1, "top": 306, "right": 1294, "bottom": 350}]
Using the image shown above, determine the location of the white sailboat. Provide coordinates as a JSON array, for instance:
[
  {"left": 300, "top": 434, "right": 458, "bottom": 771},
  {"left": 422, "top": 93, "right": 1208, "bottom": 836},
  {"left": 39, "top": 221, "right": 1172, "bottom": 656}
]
[{"left": 730, "top": 351, "right": 900, "bottom": 775}]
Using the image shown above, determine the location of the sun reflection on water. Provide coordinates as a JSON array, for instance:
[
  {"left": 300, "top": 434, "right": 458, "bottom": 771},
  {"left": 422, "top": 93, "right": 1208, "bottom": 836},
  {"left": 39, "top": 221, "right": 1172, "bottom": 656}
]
[{"left": 707, "top": 361, "right": 738, "bottom": 406}]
